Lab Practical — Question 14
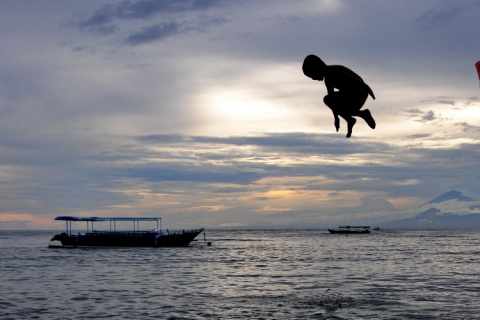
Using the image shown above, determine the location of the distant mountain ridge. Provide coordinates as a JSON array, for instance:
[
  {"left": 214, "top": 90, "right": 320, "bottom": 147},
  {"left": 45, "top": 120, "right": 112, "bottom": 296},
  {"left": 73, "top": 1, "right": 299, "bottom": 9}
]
[
  {"left": 423, "top": 190, "right": 475, "bottom": 205},
  {"left": 382, "top": 190, "right": 480, "bottom": 229}
]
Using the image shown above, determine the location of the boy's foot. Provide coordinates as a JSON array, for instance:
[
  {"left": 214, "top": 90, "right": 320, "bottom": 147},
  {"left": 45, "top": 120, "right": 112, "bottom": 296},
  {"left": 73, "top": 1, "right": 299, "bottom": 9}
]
[
  {"left": 346, "top": 117, "right": 356, "bottom": 138},
  {"left": 359, "top": 109, "right": 376, "bottom": 129}
]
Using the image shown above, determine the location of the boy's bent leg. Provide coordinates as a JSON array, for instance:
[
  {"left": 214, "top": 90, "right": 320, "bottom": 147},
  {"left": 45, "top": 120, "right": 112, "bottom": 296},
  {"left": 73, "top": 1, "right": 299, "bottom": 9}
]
[
  {"left": 358, "top": 109, "right": 376, "bottom": 129},
  {"left": 346, "top": 117, "right": 356, "bottom": 138},
  {"left": 333, "top": 113, "right": 340, "bottom": 132},
  {"left": 340, "top": 115, "right": 356, "bottom": 138}
]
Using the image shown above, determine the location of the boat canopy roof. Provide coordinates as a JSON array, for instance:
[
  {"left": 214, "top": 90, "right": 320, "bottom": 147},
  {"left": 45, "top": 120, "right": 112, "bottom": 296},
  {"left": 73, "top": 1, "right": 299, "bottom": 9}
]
[{"left": 54, "top": 216, "right": 161, "bottom": 222}]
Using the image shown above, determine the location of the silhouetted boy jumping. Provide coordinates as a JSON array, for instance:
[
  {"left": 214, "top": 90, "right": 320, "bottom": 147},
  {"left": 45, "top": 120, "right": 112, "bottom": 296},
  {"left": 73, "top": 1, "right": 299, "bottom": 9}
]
[{"left": 302, "top": 54, "right": 376, "bottom": 138}]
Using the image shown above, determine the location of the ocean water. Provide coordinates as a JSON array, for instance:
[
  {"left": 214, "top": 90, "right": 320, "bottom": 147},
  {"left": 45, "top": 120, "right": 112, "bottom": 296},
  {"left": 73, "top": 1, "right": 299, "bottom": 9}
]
[{"left": 0, "top": 229, "right": 479, "bottom": 320}]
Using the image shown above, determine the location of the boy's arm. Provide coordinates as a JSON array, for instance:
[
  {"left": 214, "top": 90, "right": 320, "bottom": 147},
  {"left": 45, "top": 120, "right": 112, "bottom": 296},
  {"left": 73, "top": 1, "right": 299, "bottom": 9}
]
[
  {"left": 324, "top": 75, "right": 335, "bottom": 95},
  {"left": 331, "top": 65, "right": 363, "bottom": 83},
  {"left": 330, "top": 65, "right": 375, "bottom": 99}
]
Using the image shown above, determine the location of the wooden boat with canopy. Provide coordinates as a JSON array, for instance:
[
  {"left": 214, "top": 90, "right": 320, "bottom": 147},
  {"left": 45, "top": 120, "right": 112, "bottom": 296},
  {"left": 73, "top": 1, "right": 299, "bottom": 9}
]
[{"left": 49, "top": 216, "right": 205, "bottom": 248}]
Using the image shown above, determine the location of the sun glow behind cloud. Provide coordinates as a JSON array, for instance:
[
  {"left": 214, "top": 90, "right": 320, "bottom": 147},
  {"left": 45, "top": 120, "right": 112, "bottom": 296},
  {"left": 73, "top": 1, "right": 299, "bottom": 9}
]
[
  {"left": 191, "top": 62, "right": 325, "bottom": 136},
  {"left": 204, "top": 89, "right": 287, "bottom": 129}
]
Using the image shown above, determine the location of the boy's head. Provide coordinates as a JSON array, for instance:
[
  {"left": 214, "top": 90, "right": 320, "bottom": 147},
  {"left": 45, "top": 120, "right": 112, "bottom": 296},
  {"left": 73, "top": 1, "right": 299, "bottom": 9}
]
[{"left": 302, "top": 54, "right": 327, "bottom": 81}]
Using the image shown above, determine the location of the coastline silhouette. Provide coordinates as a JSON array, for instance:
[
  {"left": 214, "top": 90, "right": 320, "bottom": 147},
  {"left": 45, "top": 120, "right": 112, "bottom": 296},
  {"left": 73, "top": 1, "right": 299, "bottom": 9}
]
[{"left": 303, "top": 54, "right": 376, "bottom": 138}]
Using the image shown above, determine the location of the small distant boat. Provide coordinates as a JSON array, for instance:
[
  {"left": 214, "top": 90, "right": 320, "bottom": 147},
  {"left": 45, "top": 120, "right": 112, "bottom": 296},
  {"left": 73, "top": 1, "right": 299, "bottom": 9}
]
[
  {"left": 328, "top": 225, "right": 371, "bottom": 234},
  {"left": 373, "top": 227, "right": 380, "bottom": 231},
  {"left": 49, "top": 216, "right": 205, "bottom": 248}
]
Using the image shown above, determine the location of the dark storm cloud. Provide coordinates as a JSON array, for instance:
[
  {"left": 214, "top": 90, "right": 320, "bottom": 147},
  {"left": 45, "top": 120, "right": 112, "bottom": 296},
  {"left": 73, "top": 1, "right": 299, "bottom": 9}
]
[
  {"left": 74, "top": 0, "right": 229, "bottom": 43},
  {"left": 123, "top": 22, "right": 180, "bottom": 45},
  {"left": 405, "top": 133, "right": 433, "bottom": 140},
  {"left": 421, "top": 110, "right": 437, "bottom": 121},
  {"left": 77, "top": 0, "right": 223, "bottom": 26},
  {"left": 420, "top": 97, "right": 456, "bottom": 105},
  {"left": 122, "top": 15, "right": 227, "bottom": 45},
  {"left": 404, "top": 109, "right": 439, "bottom": 122},
  {"left": 74, "top": 4, "right": 118, "bottom": 34},
  {"left": 126, "top": 164, "right": 262, "bottom": 184},
  {"left": 415, "top": 1, "right": 477, "bottom": 32},
  {"left": 113, "top": 0, "right": 223, "bottom": 18},
  {"left": 455, "top": 122, "right": 480, "bottom": 133}
]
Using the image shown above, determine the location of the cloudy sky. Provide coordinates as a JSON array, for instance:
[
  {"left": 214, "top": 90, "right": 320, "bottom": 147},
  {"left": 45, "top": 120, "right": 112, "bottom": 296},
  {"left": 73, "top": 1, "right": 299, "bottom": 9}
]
[{"left": 1, "top": 0, "right": 480, "bottom": 230}]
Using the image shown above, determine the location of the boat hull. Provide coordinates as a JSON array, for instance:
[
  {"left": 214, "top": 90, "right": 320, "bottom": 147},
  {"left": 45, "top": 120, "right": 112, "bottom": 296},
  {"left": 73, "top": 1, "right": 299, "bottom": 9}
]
[
  {"left": 50, "top": 229, "right": 204, "bottom": 248},
  {"left": 328, "top": 229, "right": 371, "bottom": 234}
]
